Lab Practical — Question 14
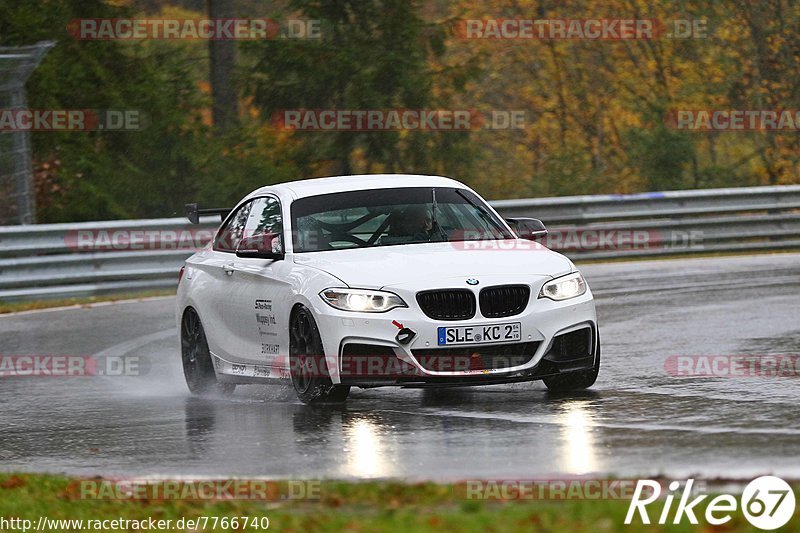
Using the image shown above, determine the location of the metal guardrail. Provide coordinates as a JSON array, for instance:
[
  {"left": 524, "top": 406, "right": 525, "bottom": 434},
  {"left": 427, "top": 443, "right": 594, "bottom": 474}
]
[
  {"left": 0, "top": 185, "right": 798, "bottom": 301},
  {"left": 492, "top": 185, "right": 800, "bottom": 222}
]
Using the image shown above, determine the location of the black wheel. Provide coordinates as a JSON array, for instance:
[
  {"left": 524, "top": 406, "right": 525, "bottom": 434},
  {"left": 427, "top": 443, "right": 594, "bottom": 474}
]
[
  {"left": 543, "top": 333, "right": 601, "bottom": 392},
  {"left": 289, "top": 306, "right": 350, "bottom": 404},
  {"left": 181, "top": 308, "right": 235, "bottom": 396}
]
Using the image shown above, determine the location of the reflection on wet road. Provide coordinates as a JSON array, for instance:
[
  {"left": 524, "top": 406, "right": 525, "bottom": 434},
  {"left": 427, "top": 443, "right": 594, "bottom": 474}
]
[{"left": 1, "top": 254, "right": 799, "bottom": 480}]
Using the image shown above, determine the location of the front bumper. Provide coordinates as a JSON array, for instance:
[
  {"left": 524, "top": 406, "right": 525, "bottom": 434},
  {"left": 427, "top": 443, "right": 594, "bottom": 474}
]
[{"left": 309, "top": 284, "right": 598, "bottom": 386}]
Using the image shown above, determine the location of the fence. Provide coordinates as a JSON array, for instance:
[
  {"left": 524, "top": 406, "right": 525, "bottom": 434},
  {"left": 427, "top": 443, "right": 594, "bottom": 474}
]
[
  {"left": 0, "top": 41, "right": 55, "bottom": 225},
  {"left": 1, "top": 184, "right": 798, "bottom": 301}
]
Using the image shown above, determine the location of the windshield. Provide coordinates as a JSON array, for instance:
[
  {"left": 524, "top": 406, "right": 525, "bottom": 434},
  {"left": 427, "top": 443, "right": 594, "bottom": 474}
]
[{"left": 291, "top": 187, "right": 514, "bottom": 252}]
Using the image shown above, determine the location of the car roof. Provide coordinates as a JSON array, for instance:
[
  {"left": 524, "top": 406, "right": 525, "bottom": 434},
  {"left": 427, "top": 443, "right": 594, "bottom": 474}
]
[{"left": 248, "top": 174, "right": 467, "bottom": 200}]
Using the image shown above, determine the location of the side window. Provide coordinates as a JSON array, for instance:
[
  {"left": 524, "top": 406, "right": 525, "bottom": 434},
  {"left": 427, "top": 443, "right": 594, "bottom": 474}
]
[
  {"left": 214, "top": 201, "right": 253, "bottom": 252},
  {"left": 244, "top": 196, "right": 282, "bottom": 240},
  {"left": 245, "top": 196, "right": 284, "bottom": 253},
  {"left": 215, "top": 196, "right": 283, "bottom": 254}
]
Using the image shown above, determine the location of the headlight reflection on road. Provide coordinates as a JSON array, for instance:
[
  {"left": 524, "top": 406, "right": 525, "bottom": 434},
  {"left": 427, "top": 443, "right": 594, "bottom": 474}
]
[
  {"left": 343, "top": 418, "right": 393, "bottom": 478},
  {"left": 559, "top": 401, "right": 600, "bottom": 474}
]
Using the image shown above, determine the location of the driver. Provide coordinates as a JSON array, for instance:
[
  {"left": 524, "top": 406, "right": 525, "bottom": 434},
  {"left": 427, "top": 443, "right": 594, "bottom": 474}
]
[{"left": 391, "top": 205, "right": 433, "bottom": 241}]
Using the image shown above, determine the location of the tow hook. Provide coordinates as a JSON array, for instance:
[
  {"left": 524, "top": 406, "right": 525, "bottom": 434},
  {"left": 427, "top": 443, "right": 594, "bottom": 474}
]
[{"left": 396, "top": 327, "right": 416, "bottom": 345}]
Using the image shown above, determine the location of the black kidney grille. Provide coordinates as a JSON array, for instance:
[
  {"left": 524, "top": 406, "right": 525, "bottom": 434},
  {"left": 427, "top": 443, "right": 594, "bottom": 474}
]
[
  {"left": 416, "top": 289, "right": 476, "bottom": 320},
  {"left": 479, "top": 285, "right": 531, "bottom": 318}
]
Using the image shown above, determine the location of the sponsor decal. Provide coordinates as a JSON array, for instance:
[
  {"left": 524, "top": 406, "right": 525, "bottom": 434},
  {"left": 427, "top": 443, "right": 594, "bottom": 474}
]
[
  {"left": 254, "top": 299, "right": 273, "bottom": 311},
  {"left": 255, "top": 313, "right": 277, "bottom": 325},
  {"left": 253, "top": 366, "right": 271, "bottom": 378},
  {"left": 261, "top": 344, "right": 280, "bottom": 355}
]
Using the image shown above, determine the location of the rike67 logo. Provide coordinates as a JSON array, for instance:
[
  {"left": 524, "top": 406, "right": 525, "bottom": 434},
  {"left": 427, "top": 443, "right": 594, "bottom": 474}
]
[{"left": 625, "top": 476, "right": 795, "bottom": 530}]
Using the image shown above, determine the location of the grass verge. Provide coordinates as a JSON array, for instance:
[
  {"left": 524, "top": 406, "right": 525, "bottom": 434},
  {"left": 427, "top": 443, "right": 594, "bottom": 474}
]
[
  {"left": 0, "top": 474, "right": 796, "bottom": 532},
  {"left": 0, "top": 290, "right": 175, "bottom": 315}
]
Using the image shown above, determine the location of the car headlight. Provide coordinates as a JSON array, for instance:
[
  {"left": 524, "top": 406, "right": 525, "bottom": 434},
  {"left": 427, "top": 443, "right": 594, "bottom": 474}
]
[
  {"left": 320, "top": 288, "right": 407, "bottom": 312},
  {"left": 539, "top": 272, "right": 587, "bottom": 301}
]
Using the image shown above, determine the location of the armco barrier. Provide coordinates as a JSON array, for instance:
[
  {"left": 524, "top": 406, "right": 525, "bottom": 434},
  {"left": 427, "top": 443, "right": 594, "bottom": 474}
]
[{"left": 0, "top": 185, "right": 798, "bottom": 301}]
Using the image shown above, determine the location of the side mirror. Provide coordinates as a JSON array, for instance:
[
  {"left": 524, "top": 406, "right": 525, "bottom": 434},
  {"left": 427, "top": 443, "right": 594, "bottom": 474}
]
[
  {"left": 236, "top": 233, "right": 285, "bottom": 260},
  {"left": 506, "top": 217, "right": 548, "bottom": 241}
]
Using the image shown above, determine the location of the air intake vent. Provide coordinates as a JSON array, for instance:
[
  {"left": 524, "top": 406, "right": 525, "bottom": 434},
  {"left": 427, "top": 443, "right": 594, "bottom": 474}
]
[{"left": 412, "top": 341, "right": 540, "bottom": 371}]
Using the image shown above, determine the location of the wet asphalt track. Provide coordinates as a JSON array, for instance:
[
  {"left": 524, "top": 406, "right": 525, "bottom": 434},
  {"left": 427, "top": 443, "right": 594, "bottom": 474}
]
[{"left": 1, "top": 253, "right": 799, "bottom": 481}]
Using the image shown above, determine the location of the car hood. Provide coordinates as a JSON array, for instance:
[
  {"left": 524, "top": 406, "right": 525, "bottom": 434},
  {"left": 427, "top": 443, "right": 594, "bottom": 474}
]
[{"left": 292, "top": 240, "right": 572, "bottom": 289}]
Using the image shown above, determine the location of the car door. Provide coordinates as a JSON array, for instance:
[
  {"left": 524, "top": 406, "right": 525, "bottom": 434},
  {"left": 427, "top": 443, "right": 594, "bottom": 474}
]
[
  {"left": 195, "top": 199, "right": 256, "bottom": 364},
  {"left": 226, "top": 196, "right": 294, "bottom": 369}
]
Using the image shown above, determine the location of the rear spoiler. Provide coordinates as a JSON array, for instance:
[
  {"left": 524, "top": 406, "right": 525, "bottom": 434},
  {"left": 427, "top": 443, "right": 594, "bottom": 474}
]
[{"left": 185, "top": 203, "right": 231, "bottom": 224}]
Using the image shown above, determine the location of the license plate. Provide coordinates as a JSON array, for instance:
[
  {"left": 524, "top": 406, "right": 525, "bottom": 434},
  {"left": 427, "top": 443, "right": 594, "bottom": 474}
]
[{"left": 437, "top": 322, "right": 521, "bottom": 346}]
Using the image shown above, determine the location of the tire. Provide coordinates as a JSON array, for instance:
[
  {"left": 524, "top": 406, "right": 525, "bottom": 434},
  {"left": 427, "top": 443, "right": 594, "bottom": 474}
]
[
  {"left": 543, "top": 333, "right": 601, "bottom": 392},
  {"left": 181, "top": 308, "right": 235, "bottom": 396},
  {"left": 289, "top": 305, "right": 350, "bottom": 404}
]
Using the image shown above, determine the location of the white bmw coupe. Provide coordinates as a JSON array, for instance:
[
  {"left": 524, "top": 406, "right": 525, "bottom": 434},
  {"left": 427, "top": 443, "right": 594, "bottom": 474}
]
[{"left": 177, "top": 174, "right": 599, "bottom": 403}]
